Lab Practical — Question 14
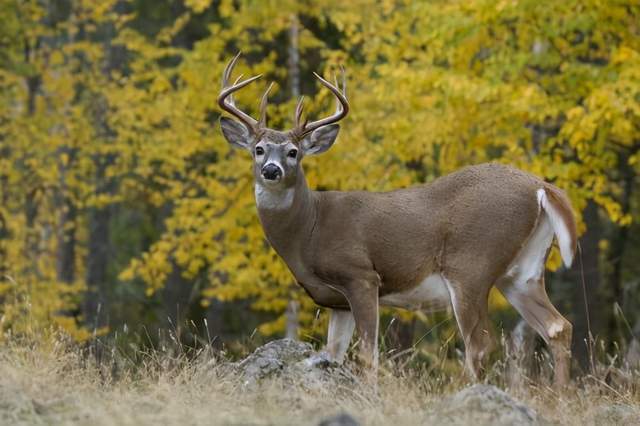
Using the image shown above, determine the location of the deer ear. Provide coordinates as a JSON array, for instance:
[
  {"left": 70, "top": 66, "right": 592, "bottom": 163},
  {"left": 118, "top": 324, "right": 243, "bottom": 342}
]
[
  {"left": 301, "top": 124, "right": 340, "bottom": 156},
  {"left": 220, "top": 117, "right": 252, "bottom": 150}
]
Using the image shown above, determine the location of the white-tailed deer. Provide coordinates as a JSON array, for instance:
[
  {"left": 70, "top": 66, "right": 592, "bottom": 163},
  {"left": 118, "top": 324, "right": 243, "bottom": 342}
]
[{"left": 218, "top": 53, "right": 577, "bottom": 386}]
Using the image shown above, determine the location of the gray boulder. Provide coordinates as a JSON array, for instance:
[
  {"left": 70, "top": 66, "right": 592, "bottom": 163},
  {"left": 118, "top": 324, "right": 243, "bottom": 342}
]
[
  {"left": 429, "top": 384, "right": 546, "bottom": 426},
  {"left": 318, "top": 413, "right": 360, "bottom": 426},
  {"left": 233, "top": 338, "right": 356, "bottom": 388}
]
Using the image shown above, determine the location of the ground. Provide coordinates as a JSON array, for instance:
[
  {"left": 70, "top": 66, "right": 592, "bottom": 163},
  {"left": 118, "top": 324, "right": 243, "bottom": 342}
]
[{"left": 0, "top": 336, "right": 638, "bottom": 425}]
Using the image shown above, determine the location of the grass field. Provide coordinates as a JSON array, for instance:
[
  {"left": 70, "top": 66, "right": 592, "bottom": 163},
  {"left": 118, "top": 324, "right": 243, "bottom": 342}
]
[{"left": 1, "top": 334, "right": 639, "bottom": 425}]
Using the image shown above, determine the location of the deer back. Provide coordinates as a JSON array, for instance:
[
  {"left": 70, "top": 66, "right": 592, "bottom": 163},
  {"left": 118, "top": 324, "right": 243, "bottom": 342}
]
[{"left": 303, "top": 163, "right": 543, "bottom": 299}]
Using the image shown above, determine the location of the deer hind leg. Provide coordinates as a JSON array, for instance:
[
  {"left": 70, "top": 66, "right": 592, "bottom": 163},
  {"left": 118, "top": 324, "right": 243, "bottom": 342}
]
[
  {"left": 497, "top": 274, "right": 572, "bottom": 387},
  {"left": 445, "top": 279, "right": 495, "bottom": 380},
  {"left": 326, "top": 309, "right": 355, "bottom": 363}
]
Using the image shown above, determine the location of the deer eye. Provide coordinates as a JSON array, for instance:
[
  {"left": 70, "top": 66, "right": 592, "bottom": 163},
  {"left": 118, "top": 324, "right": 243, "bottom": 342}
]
[
  {"left": 255, "top": 146, "right": 264, "bottom": 156},
  {"left": 287, "top": 149, "right": 298, "bottom": 158}
]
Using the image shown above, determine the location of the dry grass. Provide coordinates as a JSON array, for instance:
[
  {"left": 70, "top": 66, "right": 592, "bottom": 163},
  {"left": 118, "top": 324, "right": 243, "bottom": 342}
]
[{"left": 0, "top": 334, "right": 638, "bottom": 426}]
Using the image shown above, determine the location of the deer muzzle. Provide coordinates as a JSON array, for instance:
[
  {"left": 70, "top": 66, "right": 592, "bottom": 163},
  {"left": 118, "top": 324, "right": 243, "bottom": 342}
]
[{"left": 261, "top": 163, "right": 283, "bottom": 182}]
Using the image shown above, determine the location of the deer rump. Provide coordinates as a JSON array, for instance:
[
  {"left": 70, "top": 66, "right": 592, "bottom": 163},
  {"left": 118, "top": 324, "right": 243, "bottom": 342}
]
[{"left": 300, "top": 163, "right": 577, "bottom": 311}]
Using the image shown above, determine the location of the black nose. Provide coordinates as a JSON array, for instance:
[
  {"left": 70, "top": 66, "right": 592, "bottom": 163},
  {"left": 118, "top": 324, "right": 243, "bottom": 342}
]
[{"left": 261, "top": 163, "right": 282, "bottom": 180}]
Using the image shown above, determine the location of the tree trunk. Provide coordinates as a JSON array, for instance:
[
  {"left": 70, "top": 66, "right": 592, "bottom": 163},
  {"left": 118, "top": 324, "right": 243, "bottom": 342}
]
[
  {"left": 55, "top": 197, "right": 76, "bottom": 283},
  {"left": 605, "top": 158, "right": 635, "bottom": 349},
  {"left": 54, "top": 145, "right": 78, "bottom": 284},
  {"left": 567, "top": 200, "right": 603, "bottom": 370},
  {"left": 82, "top": 5, "right": 125, "bottom": 331},
  {"left": 83, "top": 212, "right": 110, "bottom": 328},
  {"left": 23, "top": 186, "right": 41, "bottom": 275},
  {"left": 284, "top": 14, "right": 301, "bottom": 340},
  {"left": 0, "top": 212, "right": 6, "bottom": 277},
  {"left": 83, "top": 159, "right": 113, "bottom": 329},
  {"left": 161, "top": 262, "right": 196, "bottom": 343},
  {"left": 285, "top": 300, "right": 299, "bottom": 340},
  {"left": 22, "top": 53, "right": 41, "bottom": 275},
  {"left": 0, "top": 146, "right": 9, "bottom": 277},
  {"left": 288, "top": 14, "right": 300, "bottom": 100}
]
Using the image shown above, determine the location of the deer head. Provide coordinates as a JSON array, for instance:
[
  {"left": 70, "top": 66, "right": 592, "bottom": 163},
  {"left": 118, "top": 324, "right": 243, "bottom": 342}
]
[{"left": 218, "top": 53, "right": 349, "bottom": 190}]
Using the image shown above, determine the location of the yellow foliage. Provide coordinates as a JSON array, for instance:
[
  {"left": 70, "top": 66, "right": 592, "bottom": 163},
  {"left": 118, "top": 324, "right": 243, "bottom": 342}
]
[{"left": 1, "top": 0, "right": 638, "bottom": 340}]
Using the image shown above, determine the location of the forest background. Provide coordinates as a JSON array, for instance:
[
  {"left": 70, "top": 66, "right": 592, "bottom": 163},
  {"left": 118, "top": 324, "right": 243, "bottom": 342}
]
[{"left": 0, "top": 0, "right": 639, "bottom": 372}]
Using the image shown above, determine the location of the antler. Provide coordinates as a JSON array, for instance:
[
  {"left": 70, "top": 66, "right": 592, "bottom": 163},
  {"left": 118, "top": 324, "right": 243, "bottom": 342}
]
[
  {"left": 218, "top": 52, "right": 273, "bottom": 132},
  {"left": 292, "top": 66, "right": 349, "bottom": 139},
  {"left": 218, "top": 53, "right": 348, "bottom": 137}
]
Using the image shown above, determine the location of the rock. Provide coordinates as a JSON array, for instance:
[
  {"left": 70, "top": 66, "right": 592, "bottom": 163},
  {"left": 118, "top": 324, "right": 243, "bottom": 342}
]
[
  {"left": 430, "top": 384, "right": 546, "bottom": 426},
  {"left": 234, "top": 338, "right": 312, "bottom": 383},
  {"left": 592, "top": 403, "right": 640, "bottom": 425},
  {"left": 318, "top": 413, "right": 360, "bottom": 426},
  {"left": 233, "top": 338, "right": 356, "bottom": 388}
]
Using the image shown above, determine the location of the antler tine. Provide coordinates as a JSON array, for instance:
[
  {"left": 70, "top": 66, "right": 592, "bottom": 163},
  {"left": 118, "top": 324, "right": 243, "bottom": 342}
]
[
  {"left": 294, "top": 96, "right": 305, "bottom": 127},
  {"left": 332, "top": 73, "right": 342, "bottom": 114},
  {"left": 258, "top": 82, "right": 274, "bottom": 128},
  {"left": 221, "top": 51, "right": 241, "bottom": 89},
  {"left": 221, "top": 53, "right": 244, "bottom": 108},
  {"left": 217, "top": 52, "right": 264, "bottom": 131},
  {"left": 292, "top": 69, "right": 349, "bottom": 138},
  {"left": 332, "top": 67, "right": 347, "bottom": 114},
  {"left": 340, "top": 65, "right": 347, "bottom": 99}
]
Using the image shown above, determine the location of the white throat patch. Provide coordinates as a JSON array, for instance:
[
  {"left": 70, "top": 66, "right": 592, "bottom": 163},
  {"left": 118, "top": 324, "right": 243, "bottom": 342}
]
[{"left": 254, "top": 183, "right": 295, "bottom": 211}]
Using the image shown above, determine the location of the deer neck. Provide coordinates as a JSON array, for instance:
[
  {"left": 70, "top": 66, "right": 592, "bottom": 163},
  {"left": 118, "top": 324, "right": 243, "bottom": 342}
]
[{"left": 255, "top": 169, "right": 316, "bottom": 263}]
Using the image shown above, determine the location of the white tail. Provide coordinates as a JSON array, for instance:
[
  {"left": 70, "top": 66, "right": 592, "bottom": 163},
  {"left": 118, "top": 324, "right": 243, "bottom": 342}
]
[{"left": 538, "top": 188, "right": 577, "bottom": 267}]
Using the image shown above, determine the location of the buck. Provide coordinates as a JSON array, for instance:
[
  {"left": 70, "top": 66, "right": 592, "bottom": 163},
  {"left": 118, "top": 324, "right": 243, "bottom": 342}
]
[{"left": 217, "top": 53, "right": 577, "bottom": 386}]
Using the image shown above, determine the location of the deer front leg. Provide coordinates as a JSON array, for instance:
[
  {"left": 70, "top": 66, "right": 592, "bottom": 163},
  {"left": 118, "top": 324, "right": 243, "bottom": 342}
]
[
  {"left": 344, "top": 280, "right": 380, "bottom": 371},
  {"left": 326, "top": 309, "right": 355, "bottom": 362}
]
